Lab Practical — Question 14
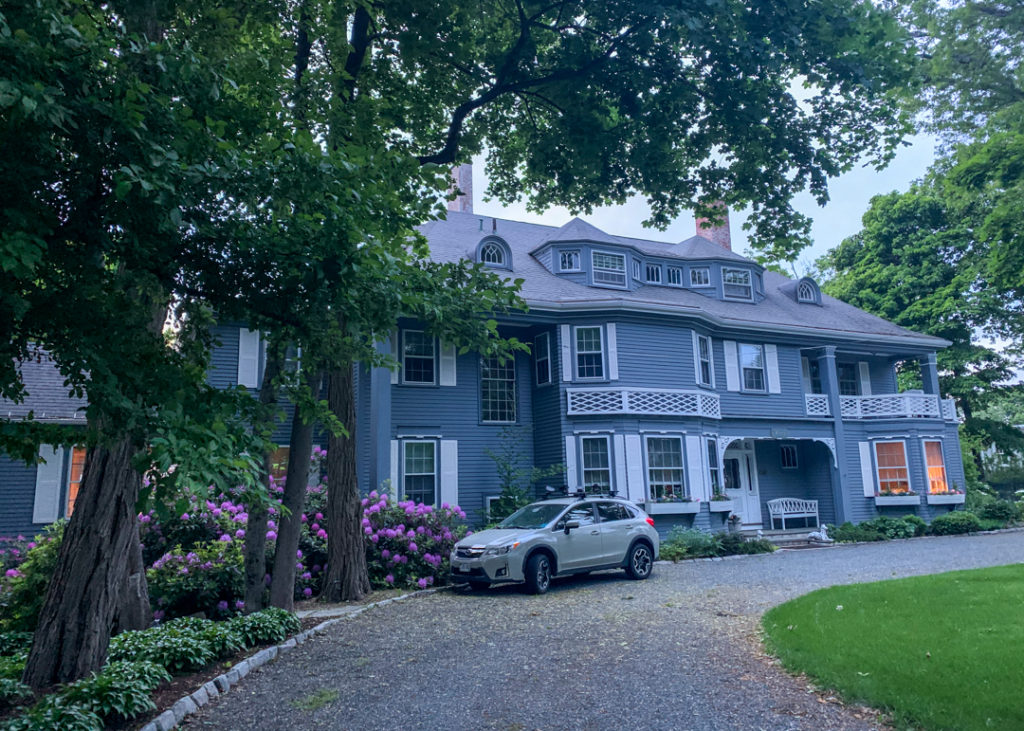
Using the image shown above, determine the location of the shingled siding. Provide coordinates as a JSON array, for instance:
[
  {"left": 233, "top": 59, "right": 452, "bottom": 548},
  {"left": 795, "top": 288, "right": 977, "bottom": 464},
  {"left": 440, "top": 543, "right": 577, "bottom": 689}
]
[
  {"left": 753, "top": 440, "right": 836, "bottom": 527},
  {"left": 391, "top": 347, "right": 534, "bottom": 523}
]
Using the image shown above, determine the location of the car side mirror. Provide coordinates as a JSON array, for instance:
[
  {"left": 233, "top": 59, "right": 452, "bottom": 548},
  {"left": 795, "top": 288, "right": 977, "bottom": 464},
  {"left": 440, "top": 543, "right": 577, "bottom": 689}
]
[{"left": 564, "top": 520, "right": 580, "bottom": 535}]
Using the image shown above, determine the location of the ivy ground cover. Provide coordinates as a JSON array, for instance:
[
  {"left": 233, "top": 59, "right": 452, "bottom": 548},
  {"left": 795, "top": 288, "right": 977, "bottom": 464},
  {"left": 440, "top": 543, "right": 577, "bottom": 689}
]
[{"left": 762, "top": 564, "right": 1024, "bottom": 730}]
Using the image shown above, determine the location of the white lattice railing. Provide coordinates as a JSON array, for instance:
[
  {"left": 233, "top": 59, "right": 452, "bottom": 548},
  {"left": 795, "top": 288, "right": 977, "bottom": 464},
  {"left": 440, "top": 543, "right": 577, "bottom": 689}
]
[
  {"left": 804, "top": 394, "right": 831, "bottom": 417},
  {"left": 941, "top": 398, "right": 959, "bottom": 422},
  {"left": 566, "top": 388, "right": 721, "bottom": 419},
  {"left": 840, "top": 393, "right": 953, "bottom": 420}
]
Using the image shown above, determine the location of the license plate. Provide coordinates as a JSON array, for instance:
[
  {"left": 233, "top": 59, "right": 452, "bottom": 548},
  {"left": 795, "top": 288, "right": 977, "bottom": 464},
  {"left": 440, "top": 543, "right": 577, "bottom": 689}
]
[{"left": 458, "top": 565, "right": 470, "bottom": 572}]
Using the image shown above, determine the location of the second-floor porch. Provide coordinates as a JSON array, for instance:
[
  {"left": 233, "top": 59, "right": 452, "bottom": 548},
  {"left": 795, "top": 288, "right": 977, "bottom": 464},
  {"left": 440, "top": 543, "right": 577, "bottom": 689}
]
[{"left": 804, "top": 392, "right": 958, "bottom": 422}]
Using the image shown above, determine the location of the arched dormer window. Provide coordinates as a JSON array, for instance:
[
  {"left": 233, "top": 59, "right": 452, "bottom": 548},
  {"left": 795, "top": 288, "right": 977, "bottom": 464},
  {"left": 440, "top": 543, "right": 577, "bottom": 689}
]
[
  {"left": 475, "top": 236, "right": 512, "bottom": 269},
  {"left": 796, "top": 277, "right": 822, "bottom": 305}
]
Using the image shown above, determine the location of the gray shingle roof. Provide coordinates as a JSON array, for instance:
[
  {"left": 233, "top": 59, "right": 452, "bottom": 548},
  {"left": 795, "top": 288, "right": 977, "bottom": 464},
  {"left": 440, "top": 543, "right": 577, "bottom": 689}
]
[
  {"left": 421, "top": 211, "right": 948, "bottom": 349},
  {"left": 1, "top": 354, "right": 87, "bottom": 423}
]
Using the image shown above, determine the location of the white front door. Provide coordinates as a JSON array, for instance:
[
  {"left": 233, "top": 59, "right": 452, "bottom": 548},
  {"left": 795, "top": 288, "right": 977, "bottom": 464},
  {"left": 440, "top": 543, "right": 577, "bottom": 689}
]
[{"left": 723, "top": 441, "right": 762, "bottom": 527}]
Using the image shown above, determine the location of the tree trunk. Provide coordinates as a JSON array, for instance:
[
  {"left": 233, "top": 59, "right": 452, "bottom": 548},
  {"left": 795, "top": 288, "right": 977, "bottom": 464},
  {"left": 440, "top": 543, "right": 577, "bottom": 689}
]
[
  {"left": 243, "top": 349, "right": 284, "bottom": 613},
  {"left": 113, "top": 521, "right": 150, "bottom": 634},
  {"left": 22, "top": 438, "right": 144, "bottom": 689},
  {"left": 269, "top": 370, "right": 322, "bottom": 610},
  {"left": 323, "top": 364, "right": 370, "bottom": 602}
]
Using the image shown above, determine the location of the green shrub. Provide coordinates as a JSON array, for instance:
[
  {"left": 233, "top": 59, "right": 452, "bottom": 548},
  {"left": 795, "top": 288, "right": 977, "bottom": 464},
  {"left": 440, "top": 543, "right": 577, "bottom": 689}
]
[
  {"left": 2, "top": 694, "right": 103, "bottom": 731},
  {"left": 146, "top": 540, "right": 244, "bottom": 620},
  {"left": 107, "top": 623, "right": 216, "bottom": 674},
  {"left": 658, "top": 542, "right": 688, "bottom": 562},
  {"left": 860, "top": 515, "right": 916, "bottom": 539},
  {"left": 0, "top": 523, "right": 64, "bottom": 632},
  {"left": 829, "top": 522, "right": 886, "bottom": 543},
  {"left": 156, "top": 616, "right": 243, "bottom": 660},
  {"left": 716, "top": 532, "right": 775, "bottom": 555},
  {"left": 929, "top": 511, "right": 983, "bottom": 536},
  {"left": 658, "top": 527, "right": 774, "bottom": 560},
  {"left": 228, "top": 607, "right": 301, "bottom": 646},
  {"left": 978, "top": 518, "right": 1007, "bottom": 531},
  {"left": 901, "top": 514, "right": 928, "bottom": 537},
  {"left": 0, "top": 677, "right": 32, "bottom": 709},
  {"left": 60, "top": 661, "right": 169, "bottom": 723},
  {"left": 976, "top": 500, "right": 1019, "bottom": 524}
]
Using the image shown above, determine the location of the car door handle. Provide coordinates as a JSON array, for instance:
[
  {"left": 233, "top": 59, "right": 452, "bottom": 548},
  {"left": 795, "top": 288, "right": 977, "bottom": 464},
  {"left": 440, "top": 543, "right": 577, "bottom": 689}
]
[{"left": 590, "top": 530, "right": 599, "bottom": 535}]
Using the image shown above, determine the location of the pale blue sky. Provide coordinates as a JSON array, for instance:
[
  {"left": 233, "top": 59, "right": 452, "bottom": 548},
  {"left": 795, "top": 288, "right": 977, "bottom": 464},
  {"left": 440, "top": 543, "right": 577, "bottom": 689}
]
[{"left": 470, "top": 134, "right": 937, "bottom": 271}]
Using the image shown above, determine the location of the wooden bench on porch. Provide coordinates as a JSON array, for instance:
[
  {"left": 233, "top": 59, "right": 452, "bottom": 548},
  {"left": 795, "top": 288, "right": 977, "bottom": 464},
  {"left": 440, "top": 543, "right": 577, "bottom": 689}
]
[{"left": 767, "top": 498, "right": 819, "bottom": 530}]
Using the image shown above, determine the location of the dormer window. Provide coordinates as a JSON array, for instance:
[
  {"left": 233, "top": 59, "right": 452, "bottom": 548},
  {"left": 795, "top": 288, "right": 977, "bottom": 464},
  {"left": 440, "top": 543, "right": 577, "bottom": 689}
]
[
  {"left": 796, "top": 277, "right": 822, "bottom": 305},
  {"left": 646, "top": 264, "right": 662, "bottom": 284},
  {"left": 667, "top": 267, "right": 682, "bottom": 286},
  {"left": 723, "top": 268, "right": 753, "bottom": 300},
  {"left": 690, "top": 267, "right": 710, "bottom": 287},
  {"left": 632, "top": 259, "right": 641, "bottom": 280},
  {"left": 476, "top": 236, "right": 511, "bottom": 269},
  {"left": 593, "top": 251, "right": 627, "bottom": 287},
  {"left": 559, "top": 250, "right": 581, "bottom": 272}
]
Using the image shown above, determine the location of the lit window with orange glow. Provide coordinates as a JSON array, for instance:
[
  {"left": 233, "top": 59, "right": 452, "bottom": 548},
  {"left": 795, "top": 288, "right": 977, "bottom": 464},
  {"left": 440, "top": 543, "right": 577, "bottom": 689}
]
[
  {"left": 924, "top": 441, "right": 948, "bottom": 494},
  {"left": 874, "top": 441, "right": 910, "bottom": 494},
  {"left": 67, "top": 446, "right": 86, "bottom": 517}
]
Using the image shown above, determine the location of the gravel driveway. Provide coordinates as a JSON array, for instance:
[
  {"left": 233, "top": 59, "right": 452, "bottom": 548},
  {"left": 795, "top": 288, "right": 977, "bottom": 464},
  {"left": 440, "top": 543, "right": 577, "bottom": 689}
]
[{"left": 186, "top": 531, "right": 1024, "bottom": 731}]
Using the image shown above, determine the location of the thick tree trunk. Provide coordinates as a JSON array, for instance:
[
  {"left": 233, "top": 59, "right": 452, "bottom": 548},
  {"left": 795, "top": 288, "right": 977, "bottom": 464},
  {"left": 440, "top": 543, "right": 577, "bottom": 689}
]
[
  {"left": 243, "top": 349, "right": 283, "bottom": 613},
  {"left": 323, "top": 364, "right": 370, "bottom": 602},
  {"left": 269, "top": 371, "right": 321, "bottom": 610},
  {"left": 22, "top": 438, "right": 144, "bottom": 688},
  {"left": 113, "top": 521, "right": 150, "bottom": 634}
]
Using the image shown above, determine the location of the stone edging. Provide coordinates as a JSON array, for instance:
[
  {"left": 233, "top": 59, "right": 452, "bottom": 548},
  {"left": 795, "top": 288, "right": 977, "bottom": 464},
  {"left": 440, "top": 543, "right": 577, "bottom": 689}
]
[{"left": 138, "top": 588, "right": 441, "bottom": 731}]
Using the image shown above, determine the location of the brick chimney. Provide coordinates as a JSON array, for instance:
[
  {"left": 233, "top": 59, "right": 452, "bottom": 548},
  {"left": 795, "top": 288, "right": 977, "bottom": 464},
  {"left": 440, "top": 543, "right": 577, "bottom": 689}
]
[
  {"left": 695, "top": 203, "right": 731, "bottom": 251},
  {"left": 447, "top": 163, "right": 473, "bottom": 214}
]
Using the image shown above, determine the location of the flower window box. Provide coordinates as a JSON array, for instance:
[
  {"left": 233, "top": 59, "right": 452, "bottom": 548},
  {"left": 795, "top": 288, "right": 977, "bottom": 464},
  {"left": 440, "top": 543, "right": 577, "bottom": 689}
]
[
  {"left": 645, "top": 500, "right": 700, "bottom": 515},
  {"left": 875, "top": 493, "right": 920, "bottom": 506},
  {"left": 708, "top": 499, "right": 736, "bottom": 513},
  {"left": 926, "top": 492, "right": 965, "bottom": 505}
]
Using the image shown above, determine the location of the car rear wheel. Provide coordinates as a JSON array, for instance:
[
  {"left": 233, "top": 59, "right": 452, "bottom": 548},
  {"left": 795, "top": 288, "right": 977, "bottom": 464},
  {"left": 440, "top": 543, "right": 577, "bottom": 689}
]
[
  {"left": 524, "top": 553, "right": 552, "bottom": 594},
  {"left": 625, "top": 543, "right": 653, "bottom": 580}
]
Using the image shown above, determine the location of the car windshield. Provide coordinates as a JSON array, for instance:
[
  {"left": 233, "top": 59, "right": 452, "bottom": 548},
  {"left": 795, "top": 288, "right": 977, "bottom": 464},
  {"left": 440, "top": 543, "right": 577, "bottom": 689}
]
[{"left": 497, "top": 503, "right": 566, "bottom": 529}]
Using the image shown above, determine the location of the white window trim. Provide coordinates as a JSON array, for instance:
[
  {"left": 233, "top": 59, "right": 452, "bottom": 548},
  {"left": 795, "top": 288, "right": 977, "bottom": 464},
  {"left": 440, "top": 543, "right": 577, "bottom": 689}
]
[
  {"left": 705, "top": 437, "right": 722, "bottom": 496},
  {"left": 559, "top": 250, "right": 581, "bottom": 272},
  {"left": 402, "top": 439, "right": 438, "bottom": 504},
  {"left": 591, "top": 250, "right": 627, "bottom": 288},
  {"left": 667, "top": 266, "right": 683, "bottom": 286},
  {"left": 580, "top": 435, "right": 613, "bottom": 493},
  {"left": 922, "top": 439, "right": 950, "bottom": 494},
  {"left": 574, "top": 325, "right": 605, "bottom": 381},
  {"left": 873, "top": 439, "right": 912, "bottom": 495},
  {"left": 644, "top": 435, "right": 687, "bottom": 501},
  {"left": 696, "top": 334, "right": 714, "bottom": 388},
  {"left": 401, "top": 330, "right": 436, "bottom": 386},
  {"left": 632, "top": 259, "right": 641, "bottom": 280},
  {"left": 480, "top": 356, "right": 517, "bottom": 424},
  {"left": 738, "top": 343, "right": 767, "bottom": 393},
  {"left": 645, "top": 264, "right": 662, "bottom": 284},
  {"left": 722, "top": 267, "right": 754, "bottom": 301},
  {"left": 534, "top": 332, "right": 552, "bottom": 386},
  {"left": 480, "top": 242, "right": 505, "bottom": 267},
  {"left": 690, "top": 267, "right": 711, "bottom": 287}
]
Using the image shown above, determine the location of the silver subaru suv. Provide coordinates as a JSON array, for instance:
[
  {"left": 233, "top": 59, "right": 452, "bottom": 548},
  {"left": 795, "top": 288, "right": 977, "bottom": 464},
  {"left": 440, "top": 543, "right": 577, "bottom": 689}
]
[{"left": 450, "top": 495, "right": 660, "bottom": 594}]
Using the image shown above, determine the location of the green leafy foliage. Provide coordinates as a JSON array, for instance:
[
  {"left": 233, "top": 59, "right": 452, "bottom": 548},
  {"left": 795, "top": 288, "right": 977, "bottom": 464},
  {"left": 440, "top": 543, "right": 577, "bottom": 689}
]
[
  {"left": 146, "top": 541, "right": 245, "bottom": 621},
  {"left": 107, "top": 622, "right": 216, "bottom": 675},
  {"left": 901, "top": 514, "right": 928, "bottom": 537},
  {"left": 975, "top": 500, "right": 1020, "bottom": 525},
  {"left": 658, "top": 527, "right": 775, "bottom": 561},
  {"left": 929, "top": 511, "right": 983, "bottom": 536},
  {"left": 59, "top": 661, "right": 170, "bottom": 722},
  {"left": 0, "top": 677, "right": 32, "bottom": 708},
  {"left": 0, "top": 523, "right": 63, "bottom": 632},
  {"left": 227, "top": 608, "right": 300, "bottom": 647}
]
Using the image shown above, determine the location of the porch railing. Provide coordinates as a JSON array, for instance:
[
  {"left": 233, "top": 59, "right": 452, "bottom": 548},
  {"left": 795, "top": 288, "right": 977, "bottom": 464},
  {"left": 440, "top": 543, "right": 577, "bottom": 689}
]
[
  {"left": 839, "top": 393, "right": 958, "bottom": 421},
  {"left": 566, "top": 388, "right": 721, "bottom": 419},
  {"left": 804, "top": 394, "right": 831, "bottom": 417}
]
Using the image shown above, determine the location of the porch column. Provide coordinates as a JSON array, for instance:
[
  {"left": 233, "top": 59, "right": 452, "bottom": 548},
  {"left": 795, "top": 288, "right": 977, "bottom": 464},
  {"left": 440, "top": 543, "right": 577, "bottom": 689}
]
[
  {"left": 818, "top": 346, "right": 851, "bottom": 524},
  {"left": 368, "top": 338, "right": 393, "bottom": 492},
  {"left": 920, "top": 352, "right": 941, "bottom": 395}
]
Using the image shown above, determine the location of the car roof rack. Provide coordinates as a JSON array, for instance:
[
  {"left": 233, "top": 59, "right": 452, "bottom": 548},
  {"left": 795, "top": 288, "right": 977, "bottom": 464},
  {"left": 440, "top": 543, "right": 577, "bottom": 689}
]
[{"left": 544, "top": 485, "right": 621, "bottom": 501}]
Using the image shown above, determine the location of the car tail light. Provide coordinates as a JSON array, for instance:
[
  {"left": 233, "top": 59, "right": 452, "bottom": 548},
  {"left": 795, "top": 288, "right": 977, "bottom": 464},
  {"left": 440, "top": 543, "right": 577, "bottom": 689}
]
[{"left": 645, "top": 517, "right": 655, "bottom": 527}]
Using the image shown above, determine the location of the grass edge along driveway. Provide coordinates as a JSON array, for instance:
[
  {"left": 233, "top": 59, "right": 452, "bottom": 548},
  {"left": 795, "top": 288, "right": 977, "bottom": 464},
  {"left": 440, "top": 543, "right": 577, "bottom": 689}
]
[{"left": 762, "top": 563, "right": 1024, "bottom": 731}]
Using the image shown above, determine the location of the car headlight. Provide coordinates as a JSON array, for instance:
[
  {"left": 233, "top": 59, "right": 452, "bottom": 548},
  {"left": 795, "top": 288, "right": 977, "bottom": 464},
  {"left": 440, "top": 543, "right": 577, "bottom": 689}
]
[{"left": 484, "top": 542, "right": 520, "bottom": 556}]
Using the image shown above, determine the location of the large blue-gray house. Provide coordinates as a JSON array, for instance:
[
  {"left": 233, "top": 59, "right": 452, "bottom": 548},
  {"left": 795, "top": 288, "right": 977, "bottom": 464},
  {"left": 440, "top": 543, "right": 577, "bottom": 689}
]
[{"left": 1, "top": 182, "right": 966, "bottom": 536}]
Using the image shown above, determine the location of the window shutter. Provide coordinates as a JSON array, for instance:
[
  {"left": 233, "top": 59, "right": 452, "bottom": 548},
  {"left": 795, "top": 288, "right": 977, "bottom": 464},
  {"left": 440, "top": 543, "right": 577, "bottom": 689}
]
[
  {"left": 237, "top": 328, "right": 261, "bottom": 388},
  {"left": 33, "top": 445, "right": 64, "bottom": 524},
  {"left": 858, "top": 361, "right": 872, "bottom": 395},
  {"left": 564, "top": 436, "right": 578, "bottom": 490},
  {"left": 440, "top": 440, "right": 459, "bottom": 507},
  {"left": 389, "top": 332, "right": 399, "bottom": 385},
  {"left": 723, "top": 340, "right": 740, "bottom": 391},
  {"left": 765, "top": 344, "right": 781, "bottom": 394},
  {"left": 612, "top": 434, "right": 627, "bottom": 497},
  {"left": 859, "top": 442, "right": 875, "bottom": 498},
  {"left": 685, "top": 435, "right": 707, "bottom": 501},
  {"left": 623, "top": 434, "right": 645, "bottom": 503},
  {"left": 389, "top": 440, "right": 399, "bottom": 498},
  {"left": 708, "top": 339, "right": 716, "bottom": 389},
  {"left": 560, "top": 325, "right": 573, "bottom": 382},
  {"left": 439, "top": 342, "right": 457, "bottom": 386},
  {"left": 801, "top": 357, "right": 812, "bottom": 393},
  {"left": 606, "top": 323, "right": 618, "bottom": 380},
  {"left": 691, "top": 332, "right": 701, "bottom": 385}
]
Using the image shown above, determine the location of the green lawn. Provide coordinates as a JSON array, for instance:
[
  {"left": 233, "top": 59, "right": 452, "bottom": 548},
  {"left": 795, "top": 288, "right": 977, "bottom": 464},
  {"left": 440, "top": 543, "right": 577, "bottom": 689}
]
[{"left": 762, "top": 564, "right": 1024, "bottom": 731}]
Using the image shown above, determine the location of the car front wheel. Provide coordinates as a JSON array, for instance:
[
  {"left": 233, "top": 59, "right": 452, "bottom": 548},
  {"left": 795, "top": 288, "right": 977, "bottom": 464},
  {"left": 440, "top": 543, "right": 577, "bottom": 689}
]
[
  {"left": 625, "top": 543, "right": 653, "bottom": 580},
  {"left": 524, "top": 553, "right": 552, "bottom": 594}
]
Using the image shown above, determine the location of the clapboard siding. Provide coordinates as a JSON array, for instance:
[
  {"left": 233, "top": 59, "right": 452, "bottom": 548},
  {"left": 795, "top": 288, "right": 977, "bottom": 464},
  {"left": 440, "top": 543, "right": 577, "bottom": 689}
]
[
  {"left": 207, "top": 324, "right": 240, "bottom": 389},
  {"left": 0, "top": 456, "right": 43, "bottom": 537},
  {"left": 754, "top": 440, "right": 836, "bottom": 527}
]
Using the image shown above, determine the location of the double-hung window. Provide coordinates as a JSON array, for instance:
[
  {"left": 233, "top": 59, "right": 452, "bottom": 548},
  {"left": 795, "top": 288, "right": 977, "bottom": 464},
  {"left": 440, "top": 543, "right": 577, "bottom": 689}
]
[
  {"left": 575, "top": 326, "right": 605, "bottom": 380},
  {"left": 581, "top": 437, "right": 612, "bottom": 493},
  {"left": 646, "top": 264, "right": 662, "bottom": 284},
  {"left": 739, "top": 344, "right": 766, "bottom": 392},
  {"left": 632, "top": 260, "right": 642, "bottom": 281},
  {"left": 838, "top": 363, "right": 860, "bottom": 396},
  {"left": 402, "top": 331, "right": 436, "bottom": 384},
  {"left": 706, "top": 438, "right": 722, "bottom": 495},
  {"left": 560, "top": 250, "right": 581, "bottom": 271},
  {"left": 696, "top": 335, "right": 713, "bottom": 387},
  {"left": 723, "top": 268, "right": 753, "bottom": 300},
  {"left": 646, "top": 437, "right": 685, "bottom": 501},
  {"left": 66, "top": 446, "right": 86, "bottom": 517},
  {"left": 874, "top": 441, "right": 910, "bottom": 494},
  {"left": 593, "top": 251, "right": 627, "bottom": 287},
  {"left": 690, "top": 267, "right": 710, "bottom": 287},
  {"left": 924, "top": 441, "right": 949, "bottom": 493},
  {"left": 534, "top": 332, "right": 551, "bottom": 385},
  {"left": 403, "top": 441, "right": 436, "bottom": 504},
  {"left": 667, "top": 267, "right": 682, "bottom": 286},
  {"left": 480, "top": 356, "right": 516, "bottom": 423}
]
